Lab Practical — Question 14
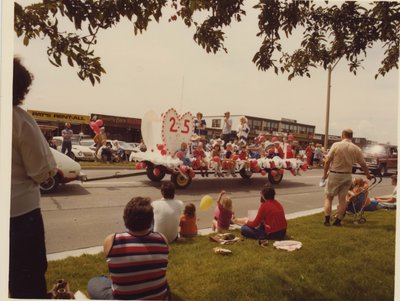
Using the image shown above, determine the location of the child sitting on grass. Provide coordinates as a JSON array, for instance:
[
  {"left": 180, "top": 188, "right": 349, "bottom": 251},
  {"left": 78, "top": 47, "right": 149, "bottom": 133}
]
[
  {"left": 212, "top": 190, "right": 234, "bottom": 233},
  {"left": 179, "top": 203, "right": 198, "bottom": 237}
]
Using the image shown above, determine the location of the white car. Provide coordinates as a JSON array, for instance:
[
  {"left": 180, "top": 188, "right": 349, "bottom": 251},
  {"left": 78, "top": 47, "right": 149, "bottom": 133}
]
[
  {"left": 40, "top": 148, "right": 86, "bottom": 193},
  {"left": 53, "top": 136, "right": 96, "bottom": 161},
  {"left": 86, "top": 139, "right": 139, "bottom": 161}
]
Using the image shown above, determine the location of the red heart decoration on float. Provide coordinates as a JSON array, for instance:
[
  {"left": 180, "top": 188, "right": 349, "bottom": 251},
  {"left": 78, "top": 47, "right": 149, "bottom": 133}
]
[{"left": 161, "top": 108, "right": 194, "bottom": 155}]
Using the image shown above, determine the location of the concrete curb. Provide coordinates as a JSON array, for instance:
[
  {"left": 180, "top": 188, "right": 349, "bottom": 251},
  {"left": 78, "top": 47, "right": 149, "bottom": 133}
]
[{"left": 47, "top": 206, "right": 334, "bottom": 262}]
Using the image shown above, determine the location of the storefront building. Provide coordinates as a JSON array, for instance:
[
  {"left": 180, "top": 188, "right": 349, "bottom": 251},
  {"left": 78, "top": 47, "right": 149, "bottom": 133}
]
[
  {"left": 29, "top": 109, "right": 142, "bottom": 142},
  {"left": 90, "top": 113, "right": 142, "bottom": 142},
  {"left": 203, "top": 115, "right": 316, "bottom": 145},
  {"left": 28, "top": 109, "right": 91, "bottom": 139}
]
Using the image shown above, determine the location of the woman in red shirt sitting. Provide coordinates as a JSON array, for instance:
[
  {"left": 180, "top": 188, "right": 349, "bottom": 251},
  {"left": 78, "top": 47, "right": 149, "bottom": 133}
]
[{"left": 240, "top": 185, "right": 287, "bottom": 240}]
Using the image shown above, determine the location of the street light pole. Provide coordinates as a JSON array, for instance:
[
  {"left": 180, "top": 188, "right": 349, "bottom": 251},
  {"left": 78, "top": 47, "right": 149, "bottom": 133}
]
[
  {"left": 324, "top": 65, "right": 332, "bottom": 150},
  {"left": 323, "top": 59, "right": 340, "bottom": 150}
]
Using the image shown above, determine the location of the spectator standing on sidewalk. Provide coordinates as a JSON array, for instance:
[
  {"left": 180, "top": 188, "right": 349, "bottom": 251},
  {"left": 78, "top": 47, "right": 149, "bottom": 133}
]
[
  {"left": 322, "top": 128, "right": 372, "bottom": 227},
  {"left": 61, "top": 122, "right": 73, "bottom": 157},
  {"left": 222, "top": 111, "right": 233, "bottom": 146},
  {"left": 305, "top": 142, "right": 315, "bottom": 168},
  {"left": 10, "top": 57, "right": 57, "bottom": 298}
]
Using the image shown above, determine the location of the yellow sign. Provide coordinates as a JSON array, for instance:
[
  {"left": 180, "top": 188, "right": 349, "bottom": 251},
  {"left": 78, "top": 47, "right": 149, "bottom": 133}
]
[{"left": 28, "top": 110, "right": 90, "bottom": 124}]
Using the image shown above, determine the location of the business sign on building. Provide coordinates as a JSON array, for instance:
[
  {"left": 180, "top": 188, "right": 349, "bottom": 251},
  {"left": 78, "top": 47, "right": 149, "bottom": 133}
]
[
  {"left": 91, "top": 114, "right": 141, "bottom": 127},
  {"left": 28, "top": 110, "right": 90, "bottom": 124},
  {"left": 328, "top": 135, "right": 341, "bottom": 141}
]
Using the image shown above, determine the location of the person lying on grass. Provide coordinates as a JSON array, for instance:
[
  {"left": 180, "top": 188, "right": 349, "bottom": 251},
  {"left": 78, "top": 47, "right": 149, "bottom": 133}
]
[
  {"left": 87, "top": 197, "right": 170, "bottom": 300},
  {"left": 235, "top": 185, "right": 287, "bottom": 240}
]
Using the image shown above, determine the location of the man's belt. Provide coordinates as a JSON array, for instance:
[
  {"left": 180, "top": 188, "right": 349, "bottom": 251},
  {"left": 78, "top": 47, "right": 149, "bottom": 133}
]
[{"left": 329, "top": 170, "right": 351, "bottom": 174}]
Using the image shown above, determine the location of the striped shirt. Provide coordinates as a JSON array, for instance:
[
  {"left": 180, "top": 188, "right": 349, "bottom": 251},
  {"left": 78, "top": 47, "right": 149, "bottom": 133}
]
[{"left": 107, "top": 231, "right": 169, "bottom": 300}]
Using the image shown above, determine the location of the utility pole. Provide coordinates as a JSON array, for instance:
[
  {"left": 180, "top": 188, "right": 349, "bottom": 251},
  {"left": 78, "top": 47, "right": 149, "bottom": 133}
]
[
  {"left": 324, "top": 60, "right": 340, "bottom": 150},
  {"left": 324, "top": 65, "right": 332, "bottom": 150}
]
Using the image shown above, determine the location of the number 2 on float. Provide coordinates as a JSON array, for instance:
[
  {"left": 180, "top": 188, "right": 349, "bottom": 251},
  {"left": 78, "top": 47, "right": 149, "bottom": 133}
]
[{"left": 169, "top": 117, "right": 190, "bottom": 133}]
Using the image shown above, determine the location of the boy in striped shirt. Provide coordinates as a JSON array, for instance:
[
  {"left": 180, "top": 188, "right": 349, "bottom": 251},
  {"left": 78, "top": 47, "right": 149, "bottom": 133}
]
[{"left": 88, "top": 197, "right": 169, "bottom": 300}]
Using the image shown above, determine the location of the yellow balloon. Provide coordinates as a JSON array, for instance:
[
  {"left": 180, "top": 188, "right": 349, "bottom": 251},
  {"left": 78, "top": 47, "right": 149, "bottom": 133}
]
[{"left": 199, "top": 195, "right": 214, "bottom": 211}]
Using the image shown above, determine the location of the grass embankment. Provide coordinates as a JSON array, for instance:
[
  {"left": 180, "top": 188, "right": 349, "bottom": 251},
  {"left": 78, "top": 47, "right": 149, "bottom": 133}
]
[{"left": 47, "top": 210, "right": 395, "bottom": 301}]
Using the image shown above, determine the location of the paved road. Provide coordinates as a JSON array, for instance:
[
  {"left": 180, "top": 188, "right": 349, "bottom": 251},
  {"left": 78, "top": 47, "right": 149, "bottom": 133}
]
[{"left": 41, "top": 168, "right": 394, "bottom": 254}]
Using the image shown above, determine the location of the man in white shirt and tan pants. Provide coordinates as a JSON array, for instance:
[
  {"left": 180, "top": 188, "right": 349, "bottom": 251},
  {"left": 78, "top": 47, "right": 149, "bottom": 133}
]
[{"left": 322, "top": 128, "right": 372, "bottom": 227}]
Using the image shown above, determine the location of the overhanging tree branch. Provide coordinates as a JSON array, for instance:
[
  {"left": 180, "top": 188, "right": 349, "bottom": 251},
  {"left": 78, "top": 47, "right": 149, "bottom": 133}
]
[{"left": 14, "top": 0, "right": 399, "bottom": 85}]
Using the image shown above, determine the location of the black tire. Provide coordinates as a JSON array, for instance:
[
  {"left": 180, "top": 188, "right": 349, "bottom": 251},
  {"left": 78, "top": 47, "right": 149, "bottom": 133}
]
[
  {"left": 374, "top": 165, "right": 386, "bottom": 177},
  {"left": 239, "top": 168, "right": 252, "bottom": 179},
  {"left": 171, "top": 173, "right": 192, "bottom": 189},
  {"left": 40, "top": 174, "right": 60, "bottom": 194},
  {"left": 268, "top": 170, "right": 283, "bottom": 184},
  {"left": 146, "top": 165, "right": 166, "bottom": 182}
]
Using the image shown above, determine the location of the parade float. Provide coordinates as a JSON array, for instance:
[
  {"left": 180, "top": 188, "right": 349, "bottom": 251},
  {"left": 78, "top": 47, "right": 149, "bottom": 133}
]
[{"left": 130, "top": 108, "right": 308, "bottom": 189}]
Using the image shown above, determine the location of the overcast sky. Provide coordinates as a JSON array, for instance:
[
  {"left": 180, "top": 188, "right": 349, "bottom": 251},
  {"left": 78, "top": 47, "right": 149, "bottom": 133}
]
[{"left": 12, "top": 0, "right": 399, "bottom": 144}]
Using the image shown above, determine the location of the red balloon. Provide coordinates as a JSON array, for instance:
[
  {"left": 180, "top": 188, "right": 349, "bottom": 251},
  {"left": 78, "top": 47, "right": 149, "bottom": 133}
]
[
  {"left": 270, "top": 161, "right": 275, "bottom": 169},
  {"left": 95, "top": 119, "right": 103, "bottom": 127},
  {"left": 212, "top": 157, "right": 220, "bottom": 163},
  {"left": 135, "top": 162, "right": 143, "bottom": 170},
  {"left": 177, "top": 152, "right": 184, "bottom": 159},
  {"left": 301, "top": 163, "right": 308, "bottom": 171},
  {"left": 156, "top": 144, "right": 164, "bottom": 150},
  {"left": 160, "top": 149, "right": 167, "bottom": 156},
  {"left": 290, "top": 169, "right": 297, "bottom": 176},
  {"left": 271, "top": 170, "right": 278, "bottom": 176},
  {"left": 260, "top": 170, "right": 267, "bottom": 176},
  {"left": 89, "top": 121, "right": 100, "bottom": 134},
  {"left": 153, "top": 167, "right": 160, "bottom": 177}
]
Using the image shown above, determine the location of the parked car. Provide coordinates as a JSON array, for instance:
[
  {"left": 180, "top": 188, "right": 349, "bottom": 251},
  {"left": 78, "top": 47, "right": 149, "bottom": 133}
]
[
  {"left": 53, "top": 136, "right": 96, "bottom": 161},
  {"left": 40, "top": 148, "right": 86, "bottom": 193},
  {"left": 86, "top": 139, "right": 139, "bottom": 161},
  {"left": 353, "top": 144, "right": 398, "bottom": 177}
]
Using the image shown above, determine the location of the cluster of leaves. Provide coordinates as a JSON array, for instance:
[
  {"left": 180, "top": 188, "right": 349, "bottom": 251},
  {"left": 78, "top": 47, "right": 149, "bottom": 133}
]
[
  {"left": 14, "top": 0, "right": 399, "bottom": 85},
  {"left": 253, "top": 1, "right": 399, "bottom": 80}
]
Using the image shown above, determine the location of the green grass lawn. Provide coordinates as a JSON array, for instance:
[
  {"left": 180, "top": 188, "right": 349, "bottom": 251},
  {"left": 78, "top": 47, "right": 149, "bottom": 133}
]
[{"left": 46, "top": 210, "right": 395, "bottom": 301}]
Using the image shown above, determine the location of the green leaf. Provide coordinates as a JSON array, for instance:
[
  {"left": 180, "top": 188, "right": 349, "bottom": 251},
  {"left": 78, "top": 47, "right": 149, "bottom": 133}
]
[
  {"left": 67, "top": 56, "right": 74, "bottom": 67},
  {"left": 23, "top": 35, "right": 29, "bottom": 46}
]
